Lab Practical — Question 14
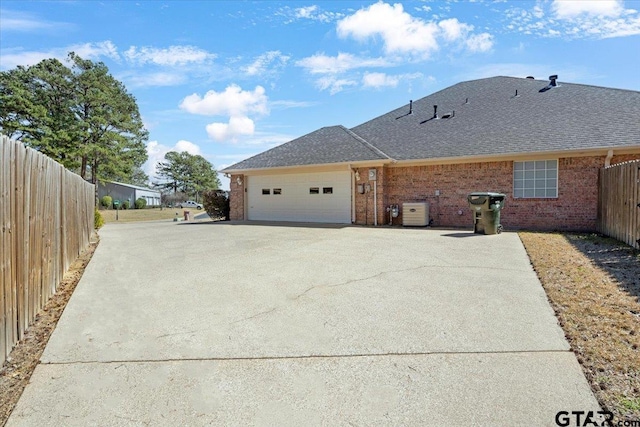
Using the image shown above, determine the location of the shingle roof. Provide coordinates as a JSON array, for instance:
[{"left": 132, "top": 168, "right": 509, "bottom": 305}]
[
  {"left": 224, "top": 125, "right": 386, "bottom": 170},
  {"left": 223, "top": 76, "right": 640, "bottom": 171},
  {"left": 351, "top": 76, "right": 640, "bottom": 161}
]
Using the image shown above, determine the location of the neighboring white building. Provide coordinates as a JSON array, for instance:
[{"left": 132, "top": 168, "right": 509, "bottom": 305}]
[{"left": 97, "top": 181, "right": 161, "bottom": 207}]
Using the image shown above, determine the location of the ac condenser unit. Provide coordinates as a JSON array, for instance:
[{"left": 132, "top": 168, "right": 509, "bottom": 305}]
[{"left": 402, "top": 202, "right": 429, "bottom": 226}]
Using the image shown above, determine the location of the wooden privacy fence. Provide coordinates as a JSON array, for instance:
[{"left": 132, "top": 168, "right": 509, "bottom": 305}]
[
  {"left": 598, "top": 160, "right": 640, "bottom": 249},
  {"left": 0, "top": 135, "right": 94, "bottom": 363}
]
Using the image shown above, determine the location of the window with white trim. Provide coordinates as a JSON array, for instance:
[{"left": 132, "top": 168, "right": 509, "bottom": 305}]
[{"left": 513, "top": 160, "right": 558, "bottom": 198}]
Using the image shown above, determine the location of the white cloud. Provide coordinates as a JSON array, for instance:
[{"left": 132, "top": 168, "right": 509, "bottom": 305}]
[
  {"left": 296, "top": 52, "right": 390, "bottom": 74},
  {"left": 335, "top": 2, "right": 494, "bottom": 58},
  {"left": 362, "top": 71, "right": 424, "bottom": 89},
  {"left": 124, "top": 45, "right": 215, "bottom": 66},
  {"left": 553, "top": 0, "right": 623, "bottom": 18},
  {"left": 180, "top": 85, "right": 269, "bottom": 142},
  {"left": 144, "top": 139, "right": 202, "bottom": 180},
  {"left": 315, "top": 76, "right": 358, "bottom": 94},
  {"left": 179, "top": 85, "right": 268, "bottom": 116},
  {"left": 337, "top": 2, "right": 440, "bottom": 57},
  {"left": 296, "top": 5, "right": 318, "bottom": 19},
  {"left": 362, "top": 72, "right": 400, "bottom": 88},
  {"left": 466, "top": 33, "right": 494, "bottom": 52},
  {"left": 0, "top": 49, "right": 58, "bottom": 69},
  {"left": 69, "top": 41, "right": 119, "bottom": 61},
  {"left": 242, "top": 50, "right": 289, "bottom": 76},
  {"left": 438, "top": 18, "right": 473, "bottom": 42},
  {"left": 0, "top": 41, "right": 119, "bottom": 69},
  {"left": 505, "top": 1, "right": 640, "bottom": 39},
  {"left": 283, "top": 4, "right": 344, "bottom": 23},
  {"left": 206, "top": 116, "right": 255, "bottom": 142},
  {"left": 174, "top": 140, "right": 202, "bottom": 155}
]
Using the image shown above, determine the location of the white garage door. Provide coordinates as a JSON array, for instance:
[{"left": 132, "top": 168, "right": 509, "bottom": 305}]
[{"left": 247, "top": 171, "right": 351, "bottom": 223}]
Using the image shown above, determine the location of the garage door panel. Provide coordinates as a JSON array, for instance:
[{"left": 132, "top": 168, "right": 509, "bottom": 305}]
[{"left": 248, "top": 171, "right": 351, "bottom": 223}]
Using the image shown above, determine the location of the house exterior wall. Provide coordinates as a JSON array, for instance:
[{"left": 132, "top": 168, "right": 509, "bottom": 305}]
[
  {"left": 227, "top": 154, "right": 639, "bottom": 230},
  {"left": 381, "top": 154, "right": 639, "bottom": 231},
  {"left": 230, "top": 174, "right": 245, "bottom": 220}
]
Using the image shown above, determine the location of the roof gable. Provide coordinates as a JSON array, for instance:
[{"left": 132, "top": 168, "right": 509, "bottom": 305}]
[{"left": 223, "top": 125, "right": 386, "bottom": 171}]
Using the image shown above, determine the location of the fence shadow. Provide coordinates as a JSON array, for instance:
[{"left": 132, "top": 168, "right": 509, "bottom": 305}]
[{"left": 565, "top": 233, "right": 640, "bottom": 303}]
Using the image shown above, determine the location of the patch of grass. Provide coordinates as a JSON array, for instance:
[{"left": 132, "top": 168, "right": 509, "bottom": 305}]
[
  {"left": 620, "top": 398, "right": 640, "bottom": 412},
  {"left": 519, "top": 232, "right": 640, "bottom": 421},
  {"left": 100, "top": 207, "right": 204, "bottom": 223}
]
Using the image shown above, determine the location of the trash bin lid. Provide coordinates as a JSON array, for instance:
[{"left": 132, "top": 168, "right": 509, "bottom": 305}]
[{"left": 468, "top": 192, "right": 505, "bottom": 197}]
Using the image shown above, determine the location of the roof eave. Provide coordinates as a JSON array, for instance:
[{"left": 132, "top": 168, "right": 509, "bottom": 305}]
[
  {"left": 222, "top": 159, "right": 393, "bottom": 175},
  {"left": 390, "top": 145, "right": 640, "bottom": 167}
]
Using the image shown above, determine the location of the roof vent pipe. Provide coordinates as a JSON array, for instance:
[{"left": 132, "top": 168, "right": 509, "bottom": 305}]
[
  {"left": 549, "top": 75, "right": 558, "bottom": 87},
  {"left": 433, "top": 105, "right": 438, "bottom": 119},
  {"left": 409, "top": 100, "right": 413, "bottom": 114}
]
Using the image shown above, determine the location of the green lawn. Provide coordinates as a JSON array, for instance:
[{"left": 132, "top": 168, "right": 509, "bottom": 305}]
[{"left": 100, "top": 207, "right": 204, "bottom": 223}]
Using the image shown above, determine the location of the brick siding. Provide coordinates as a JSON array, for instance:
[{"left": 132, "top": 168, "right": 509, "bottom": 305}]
[
  {"left": 227, "top": 154, "right": 639, "bottom": 230},
  {"left": 229, "top": 174, "right": 244, "bottom": 220},
  {"left": 381, "top": 155, "right": 639, "bottom": 231}
]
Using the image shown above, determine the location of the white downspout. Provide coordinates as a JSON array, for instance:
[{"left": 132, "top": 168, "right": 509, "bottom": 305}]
[
  {"left": 604, "top": 149, "right": 614, "bottom": 167},
  {"left": 373, "top": 180, "right": 378, "bottom": 226}
]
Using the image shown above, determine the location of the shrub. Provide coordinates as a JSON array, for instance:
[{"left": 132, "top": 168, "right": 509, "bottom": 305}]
[
  {"left": 94, "top": 208, "right": 104, "bottom": 229},
  {"left": 101, "top": 195, "right": 112, "bottom": 209},
  {"left": 203, "top": 189, "right": 230, "bottom": 220},
  {"left": 135, "top": 198, "right": 147, "bottom": 209},
  {"left": 121, "top": 200, "right": 130, "bottom": 210}
]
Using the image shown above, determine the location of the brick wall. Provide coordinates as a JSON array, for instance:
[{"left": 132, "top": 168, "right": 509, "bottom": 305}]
[
  {"left": 229, "top": 174, "right": 244, "bottom": 220},
  {"left": 227, "top": 154, "right": 639, "bottom": 230},
  {"left": 378, "top": 154, "right": 639, "bottom": 231}
]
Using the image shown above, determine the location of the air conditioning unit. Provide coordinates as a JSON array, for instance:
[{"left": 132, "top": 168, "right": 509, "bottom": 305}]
[{"left": 402, "top": 202, "right": 429, "bottom": 226}]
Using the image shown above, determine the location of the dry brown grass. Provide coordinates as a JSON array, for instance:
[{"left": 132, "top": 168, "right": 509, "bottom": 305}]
[
  {"left": 0, "top": 236, "right": 99, "bottom": 425},
  {"left": 100, "top": 207, "right": 203, "bottom": 223},
  {"left": 520, "top": 232, "right": 640, "bottom": 420}
]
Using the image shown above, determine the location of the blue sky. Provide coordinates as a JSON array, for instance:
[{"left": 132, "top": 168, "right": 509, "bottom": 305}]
[{"left": 1, "top": 1, "right": 639, "bottom": 189}]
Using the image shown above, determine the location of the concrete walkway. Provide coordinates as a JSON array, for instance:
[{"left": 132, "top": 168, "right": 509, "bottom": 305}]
[{"left": 8, "top": 222, "right": 599, "bottom": 426}]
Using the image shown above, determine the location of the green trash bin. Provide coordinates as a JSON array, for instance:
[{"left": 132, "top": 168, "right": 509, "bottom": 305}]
[{"left": 467, "top": 192, "right": 506, "bottom": 235}]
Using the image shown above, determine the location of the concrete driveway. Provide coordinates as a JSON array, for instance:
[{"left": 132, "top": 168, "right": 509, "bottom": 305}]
[{"left": 8, "top": 221, "right": 599, "bottom": 426}]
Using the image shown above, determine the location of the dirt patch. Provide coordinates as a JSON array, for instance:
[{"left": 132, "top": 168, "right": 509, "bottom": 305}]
[
  {"left": 520, "top": 232, "right": 640, "bottom": 421},
  {"left": 0, "top": 236, "right": 99, "bottom": 425}
]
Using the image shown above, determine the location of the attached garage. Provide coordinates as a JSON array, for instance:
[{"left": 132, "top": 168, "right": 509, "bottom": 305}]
[{"left": 247, "top": 170, "right": 352, "bottom": 223}]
